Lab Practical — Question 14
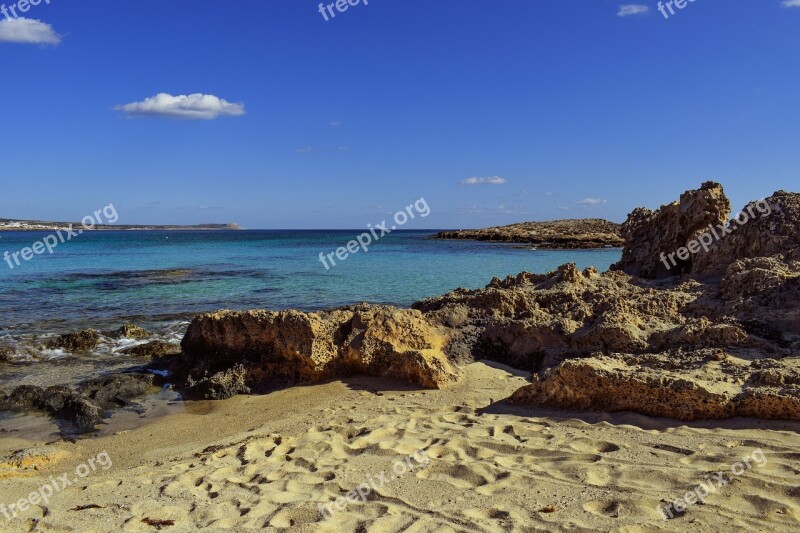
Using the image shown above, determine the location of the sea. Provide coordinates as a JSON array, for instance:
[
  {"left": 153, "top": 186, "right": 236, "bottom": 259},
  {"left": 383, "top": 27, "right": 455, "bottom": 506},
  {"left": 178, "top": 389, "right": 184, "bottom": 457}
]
[{"left": 0, "top": 230, "right": 620, "bottom": 387}]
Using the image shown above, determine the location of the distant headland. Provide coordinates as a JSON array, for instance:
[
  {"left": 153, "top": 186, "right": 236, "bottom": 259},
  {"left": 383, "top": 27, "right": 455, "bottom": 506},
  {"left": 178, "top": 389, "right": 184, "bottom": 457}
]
[{"left": 0, "top": 218, "right": 242, "bottom": 231}]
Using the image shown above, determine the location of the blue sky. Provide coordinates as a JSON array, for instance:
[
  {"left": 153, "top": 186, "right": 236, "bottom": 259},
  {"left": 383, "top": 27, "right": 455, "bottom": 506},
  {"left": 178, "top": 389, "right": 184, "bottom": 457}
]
[{"left": 1, "top": 0, "right": 798, "bottom": 229}]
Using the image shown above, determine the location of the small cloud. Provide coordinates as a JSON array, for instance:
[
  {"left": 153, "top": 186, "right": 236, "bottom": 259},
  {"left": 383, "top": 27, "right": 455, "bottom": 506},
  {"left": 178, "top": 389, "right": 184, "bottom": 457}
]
[
  {"left": 114, "top": 93, "right": 245, "bottom": 120},
  {"left": 460, "top": 176, "right": 507, "bottom": 186},
  {"left": 783, "top": 0, "right": 800, "bottom": 7},
  {"left": 197, "top": 205, "right": 225, "bottom": 210},
  {"left": 558, "top": 205, "right": 571, "bottom": 211},
  {"left": 295, "top": 146, "right": 315, "bottom": 154},
  {"left": 329, "top": 120, "right": 342, "bottom": 127},
  {"left": 576, "top": 198, "right": 607, "bottom": 206},
  {"left": 0, "top": 18, "right": 60, "bottom": 44},
  {"left": 617, "top": 4, "right": 649, "bottom": 16}
]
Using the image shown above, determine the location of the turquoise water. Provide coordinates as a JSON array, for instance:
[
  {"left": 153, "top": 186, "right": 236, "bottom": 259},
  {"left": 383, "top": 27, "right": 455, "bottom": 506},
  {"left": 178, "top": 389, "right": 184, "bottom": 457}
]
[{"left": 0, "top": 230, "right": 620, "bottom": 337}]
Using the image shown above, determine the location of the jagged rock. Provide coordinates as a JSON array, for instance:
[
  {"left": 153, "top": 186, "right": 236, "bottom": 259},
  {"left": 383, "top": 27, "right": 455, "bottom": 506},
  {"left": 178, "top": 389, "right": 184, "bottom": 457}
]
[
  {"left": 508, "top": 354, "right": 800, "bottom": 421},
  {"left": 414, "top": 263, "right": 756, "bottom": 371},
  {"left": 0, "top": 346, "right": 13, "bottom": 362},
  {"left": 0, "top": 385, "right": 103, "bottom": 433},
  {"left": 79, "top": 373, "right": 156, "bottom": 409},
  {"left": 612, "top": 181, "right": 731, "bottom": 279},
  {"left": 692, "top": 190, "right": 800, "bottom": 278},
  {"left": 434, "top": 219, "right": 623, "bottom": 249},
  {"left": 44, "top": 329, "right": 101, "bottom": 353},
  {"left": 185, "top": 364, "right": 251, "bottom": 400},
  {"left": 179, "top": 305, "right": 461, "bottom": 393},
  {"left": 121, "top": 340, "right": 179, "bottom": 359},
  {"left": 109, "top": 324, "right": 151, "bottom": 340}
]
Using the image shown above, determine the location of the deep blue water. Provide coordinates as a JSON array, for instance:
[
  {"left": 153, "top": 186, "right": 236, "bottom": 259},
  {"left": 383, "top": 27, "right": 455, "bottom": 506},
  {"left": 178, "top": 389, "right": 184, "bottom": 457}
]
[{"left": 0, "top": 230, "right": 620, "bottom": 337}]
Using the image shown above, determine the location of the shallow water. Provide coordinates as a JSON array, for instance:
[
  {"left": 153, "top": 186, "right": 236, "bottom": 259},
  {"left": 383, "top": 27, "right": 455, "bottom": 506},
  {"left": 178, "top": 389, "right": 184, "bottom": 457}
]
[
  {"left": 0, "top": 230, "right": 620, "bottom": 386},
  {"left": 0, "top": 230, "right": 619, "bottom": 332}
]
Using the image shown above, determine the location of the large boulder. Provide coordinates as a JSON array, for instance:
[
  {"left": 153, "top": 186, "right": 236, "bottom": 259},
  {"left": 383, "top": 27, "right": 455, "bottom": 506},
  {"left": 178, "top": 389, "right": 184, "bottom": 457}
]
[{"left": 179, "top": 305, "right": 461, "bottom": 396}]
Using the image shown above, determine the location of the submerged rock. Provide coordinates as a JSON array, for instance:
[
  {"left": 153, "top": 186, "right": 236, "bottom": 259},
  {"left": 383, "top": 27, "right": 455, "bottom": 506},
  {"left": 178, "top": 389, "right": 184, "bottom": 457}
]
[
  {"left": 0, "top": 346, "right": 14, "bottom": 362},
  {"left": 121, "top": 340, "right": 178, "bottom": 359},
  {"left": 44, "top": 329, "right": 101, "bottom": 353},
  {"left": 109, "top": 324, "right": 151, "bottom": 340}
]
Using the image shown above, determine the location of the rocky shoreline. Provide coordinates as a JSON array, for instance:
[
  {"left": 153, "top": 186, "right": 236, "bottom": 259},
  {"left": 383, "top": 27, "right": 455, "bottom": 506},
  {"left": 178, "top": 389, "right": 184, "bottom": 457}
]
[
  {"left": 2, "top": 182, "right": 798, "bottom": 434},
  {"left": 433, "top": 218, "right": 624, "bottom": 249}
]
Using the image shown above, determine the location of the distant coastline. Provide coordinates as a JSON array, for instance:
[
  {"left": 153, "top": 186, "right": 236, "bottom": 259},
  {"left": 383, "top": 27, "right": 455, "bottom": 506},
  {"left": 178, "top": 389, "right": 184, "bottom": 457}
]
[
  {"left": 433, "top": 218, "right": 623, "bottom": 249},
  {"left": 0, "top": 219, "right": 242, "bottom": 231}
]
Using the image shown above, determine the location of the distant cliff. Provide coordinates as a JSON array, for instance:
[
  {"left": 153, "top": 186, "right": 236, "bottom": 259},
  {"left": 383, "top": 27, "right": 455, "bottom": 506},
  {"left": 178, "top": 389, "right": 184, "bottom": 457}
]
[{"left": 434, "top": 219, "right": 623, "bottom": 249}]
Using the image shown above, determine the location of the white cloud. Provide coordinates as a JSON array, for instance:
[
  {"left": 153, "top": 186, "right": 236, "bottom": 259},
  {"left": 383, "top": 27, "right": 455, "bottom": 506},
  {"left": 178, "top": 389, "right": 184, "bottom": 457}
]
[
  {"left": 295, "top": 146, "right": 315, "bottom": 154},
  {"left": 329, "top": 120, "right": 342, "bottom": 127},
  {"left": 617, "top": 4, "right": 649, "bottom": 16},
  {"left": 460, "top": 176, "right": 507, "bottom": 186},
  {"left": 0, "top": 18, "right": 60, "bottom": 44},
  {"left": 577, "top": 198, "right": 607, "bottom": 206},
  {"left": 783, "top": 0, "right": 800, "bottom": 7},
  {"left": 114, "top": 93, "right": 245, "bottom": 120}
]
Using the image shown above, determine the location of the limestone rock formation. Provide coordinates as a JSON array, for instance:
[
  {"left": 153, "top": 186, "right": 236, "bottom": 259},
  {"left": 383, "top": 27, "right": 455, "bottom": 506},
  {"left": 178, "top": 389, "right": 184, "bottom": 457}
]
[
  {"left": 178, "top": 305, "right": 461, "bottom": 398},
  {"left": 508, "top": 354, "right": 800, "bottom": 420},
  {"left": 612, "top": 181, "right": 731, "bottom": 279},
  {"left": 691, "top": 190, "right": 800, "bottom": 277}
]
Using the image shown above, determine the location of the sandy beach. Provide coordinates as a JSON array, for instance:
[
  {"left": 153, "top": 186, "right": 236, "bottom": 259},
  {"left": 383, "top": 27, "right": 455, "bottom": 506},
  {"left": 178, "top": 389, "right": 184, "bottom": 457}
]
[{"left": 3, "top": 362, "right": 799, "bottom": 532}]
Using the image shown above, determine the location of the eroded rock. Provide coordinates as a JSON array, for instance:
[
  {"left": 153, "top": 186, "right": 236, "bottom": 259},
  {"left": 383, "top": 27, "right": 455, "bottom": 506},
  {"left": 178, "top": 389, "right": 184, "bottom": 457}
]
[
  {"left": 109, "top": 324, "right": 151, "bottom": 340},
  {"left": 121, "top": 340, "right": 179, "bottom": 359},
  {"left": 79, "top": 373, "right": 157, "bottom": 409},
  {"left": 179, "top": 305, "right": 461, "bottom": 394},
  {"left": 44, "top": 329, "right": 101, "bottom": 353}
]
